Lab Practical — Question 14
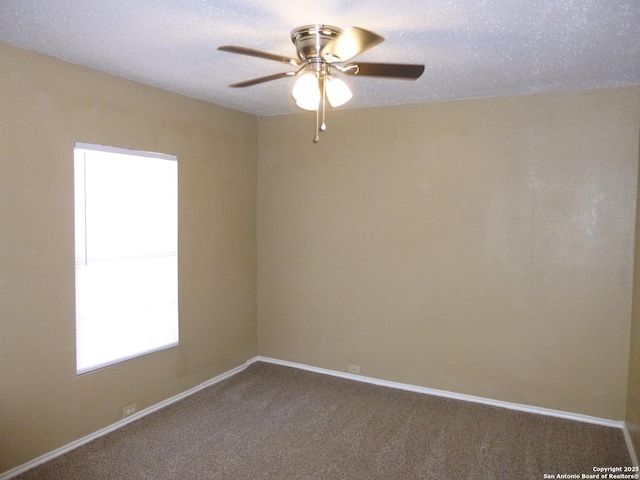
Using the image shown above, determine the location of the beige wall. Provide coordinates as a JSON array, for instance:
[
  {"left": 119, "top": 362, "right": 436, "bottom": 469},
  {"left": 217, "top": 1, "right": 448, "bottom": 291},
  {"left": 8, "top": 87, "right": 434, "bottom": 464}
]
[
  {"left": 258, "top": 87, "right": 640, "bottom": 420},
  {"left": 3, "top": 37, "right": 640, "bottom": 474},
  {"left": 0, "top": 42, "right": 257, "bottom": 473},
  {"left": 629, "top": 129, "right": 640, "bottom": 460}
]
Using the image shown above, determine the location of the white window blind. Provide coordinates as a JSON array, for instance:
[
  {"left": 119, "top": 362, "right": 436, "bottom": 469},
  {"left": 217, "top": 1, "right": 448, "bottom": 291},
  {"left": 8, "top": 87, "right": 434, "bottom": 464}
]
[{"left": 74, "top": 142, "right": 178, "bottom": 374}]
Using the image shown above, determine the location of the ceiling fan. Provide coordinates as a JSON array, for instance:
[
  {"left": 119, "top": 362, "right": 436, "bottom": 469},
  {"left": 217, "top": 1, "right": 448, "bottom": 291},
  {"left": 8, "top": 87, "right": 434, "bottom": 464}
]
[{"left": 218, "top": 25, "right": 425, "bottom": 143}]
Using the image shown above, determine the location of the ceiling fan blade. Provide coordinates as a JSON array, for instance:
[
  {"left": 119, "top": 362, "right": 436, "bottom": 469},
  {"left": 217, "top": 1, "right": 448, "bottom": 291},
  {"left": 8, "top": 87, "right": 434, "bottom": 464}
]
[
  {"left": 218, "top": 45, "right": 300, "bottom": 67},
  {"left": 342, "top": 62, "right": 425, "bottom": 80},
  {"left": 321, "top": 27, "right": 384, "bottom": 63},
  {"left": 229, "top": 71, "right": 296, "bottom": 88}
]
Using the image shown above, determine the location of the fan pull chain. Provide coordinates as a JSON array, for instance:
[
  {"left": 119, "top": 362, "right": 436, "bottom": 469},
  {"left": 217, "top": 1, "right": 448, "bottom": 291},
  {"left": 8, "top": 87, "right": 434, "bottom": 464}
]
[
  {"left": 313, "top": 73, "right": 328, "bottom": 143},
  {"left": 321, "top": 74, "right": 327, "bottom": 132},
  {"left": 313, "top": 104, "right": 320, "bottom": 143},
  {"left": 313, "top": 73, "right": 322, "bottom": 143}
]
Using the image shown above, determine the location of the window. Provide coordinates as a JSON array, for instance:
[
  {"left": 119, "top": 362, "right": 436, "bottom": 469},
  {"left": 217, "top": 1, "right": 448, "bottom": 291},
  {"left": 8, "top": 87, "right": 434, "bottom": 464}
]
[{"left": 74, "top": 142, "right": 178, "bottom": 374}]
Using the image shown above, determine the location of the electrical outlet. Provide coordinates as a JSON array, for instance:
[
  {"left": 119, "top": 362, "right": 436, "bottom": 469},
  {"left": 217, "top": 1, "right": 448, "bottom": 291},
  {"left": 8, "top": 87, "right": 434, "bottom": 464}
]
[
  {"left": 123, "top": 403, "right": 137, "bottom": 417},
  {"left": 348, "top": 365, "right": 360, "bottom": 374}
]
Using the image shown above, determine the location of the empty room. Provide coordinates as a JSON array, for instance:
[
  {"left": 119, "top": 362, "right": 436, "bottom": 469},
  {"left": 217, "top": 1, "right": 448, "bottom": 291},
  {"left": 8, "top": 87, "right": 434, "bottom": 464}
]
[{"left": 1, "top": 1, "right": 639, "bottom": 478}]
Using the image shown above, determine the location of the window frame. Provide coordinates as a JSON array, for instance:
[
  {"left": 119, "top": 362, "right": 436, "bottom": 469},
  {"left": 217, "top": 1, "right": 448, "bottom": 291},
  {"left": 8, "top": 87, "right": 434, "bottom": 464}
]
[{"left": 73, "top": 142, "right": 179, "bottom": 375}]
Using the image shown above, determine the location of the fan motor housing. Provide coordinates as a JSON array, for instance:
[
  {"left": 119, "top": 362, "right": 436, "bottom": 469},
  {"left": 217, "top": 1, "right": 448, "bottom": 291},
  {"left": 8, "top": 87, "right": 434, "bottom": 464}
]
[{"left": 291, "top": 24, "right": 342, "bottom": 61}]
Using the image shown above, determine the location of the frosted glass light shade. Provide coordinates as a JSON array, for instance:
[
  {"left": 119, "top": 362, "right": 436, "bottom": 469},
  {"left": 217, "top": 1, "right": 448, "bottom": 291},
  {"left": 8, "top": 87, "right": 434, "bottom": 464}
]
[
  {"left": 325, "top": 76, "right": 352, "bottom": 107},
  {"left": 292, "top": 73, "right": 320, "bottom": 111}
]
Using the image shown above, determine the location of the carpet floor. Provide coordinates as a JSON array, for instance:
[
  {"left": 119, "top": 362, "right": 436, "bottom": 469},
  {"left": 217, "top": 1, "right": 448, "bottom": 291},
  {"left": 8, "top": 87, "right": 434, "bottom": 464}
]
[{"left": 16, "top": 362, "right": 632, "bottom": 479}]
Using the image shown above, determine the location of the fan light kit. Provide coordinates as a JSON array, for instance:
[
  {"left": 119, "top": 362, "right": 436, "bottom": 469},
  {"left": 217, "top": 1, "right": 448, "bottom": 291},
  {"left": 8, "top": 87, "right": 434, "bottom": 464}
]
[{"left": 219, "top": 25, "right": 425, "bottom": 143}]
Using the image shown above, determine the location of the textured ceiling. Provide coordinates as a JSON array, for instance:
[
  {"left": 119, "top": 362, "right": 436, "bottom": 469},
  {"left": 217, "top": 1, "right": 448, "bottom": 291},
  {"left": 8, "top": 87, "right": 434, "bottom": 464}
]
[{"left": 0, "top": 0, "right": 638, "bottom": 116}]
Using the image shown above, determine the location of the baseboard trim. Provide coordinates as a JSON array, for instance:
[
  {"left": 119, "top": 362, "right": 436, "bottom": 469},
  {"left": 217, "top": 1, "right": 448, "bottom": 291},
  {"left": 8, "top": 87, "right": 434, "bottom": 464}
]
[
  {"left": 258, "top": 356, "right": 640, "bottom": 463},
  {"left": 0, "top": 358, "right": 257, "bottom": 480},
  {"left": 256, "top": 356, "right": 625, "bottom": 429},
  {"left": 623, "top": 422, "right": 639, "bottom": 467},
  {"left": 2, "top": 355, "right": 634, "bottom": 479}
]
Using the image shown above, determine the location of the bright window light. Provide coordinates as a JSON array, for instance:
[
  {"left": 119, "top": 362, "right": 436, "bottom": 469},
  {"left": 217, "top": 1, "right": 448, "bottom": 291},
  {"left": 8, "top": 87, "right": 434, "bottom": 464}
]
[{"left": 74, "top": 142, "right": 178, "bottom": 374}]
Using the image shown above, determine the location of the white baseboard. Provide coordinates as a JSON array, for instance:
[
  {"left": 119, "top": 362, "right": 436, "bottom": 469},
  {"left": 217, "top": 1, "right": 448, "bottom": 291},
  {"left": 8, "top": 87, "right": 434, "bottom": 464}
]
[
  {"left": 623, "top": 422, "right": 639, "bottom": 468},
  {"left": 0, "top": 358, "right": 257, "bottom": 480},
  {"left": 256, "top": 356, "right": 626, "bottom": 429},
  {"left": 2, "top": 355, "right": 635, "bottom": 479},
  {"left": 258, "top": 356, "right": 640, "bottom": 465}
]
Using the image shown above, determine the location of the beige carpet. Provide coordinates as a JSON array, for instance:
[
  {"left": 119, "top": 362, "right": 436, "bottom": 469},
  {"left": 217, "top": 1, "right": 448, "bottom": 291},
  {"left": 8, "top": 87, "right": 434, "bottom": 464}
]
[{"left": 17, "top": 362, "right": 631, "bottom": 479}]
